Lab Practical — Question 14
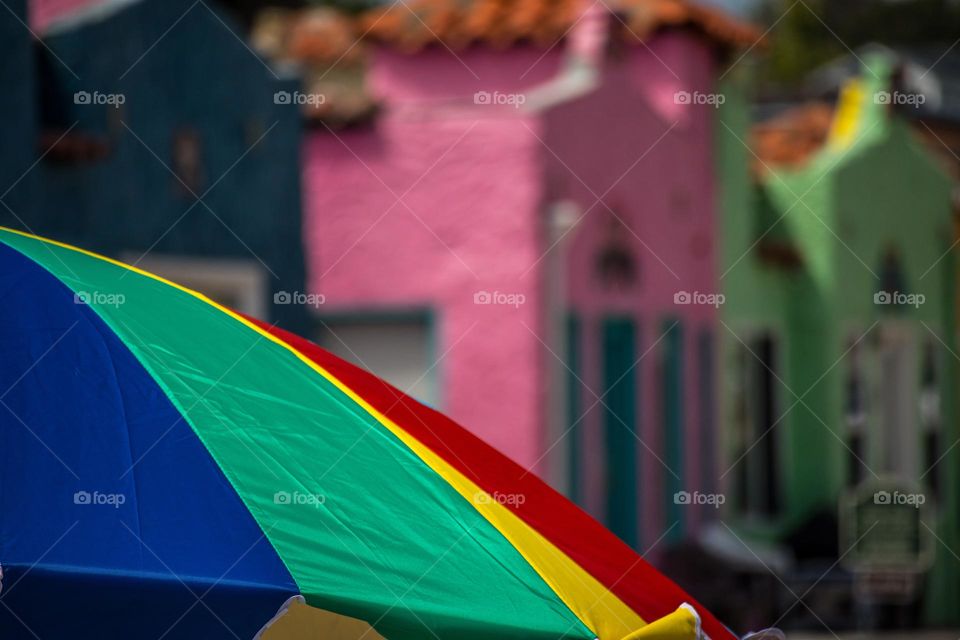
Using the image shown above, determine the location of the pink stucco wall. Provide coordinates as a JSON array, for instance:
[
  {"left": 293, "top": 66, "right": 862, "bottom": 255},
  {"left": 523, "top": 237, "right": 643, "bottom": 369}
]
[
  {"left": 304, "top": 47, "right": 580, "bottom": 472},
  {"left": 303, "top": 104, "right": 550, "bottom": 472},
  {"left": 304, "top": 33, "right": 723, "bottom": 530}
]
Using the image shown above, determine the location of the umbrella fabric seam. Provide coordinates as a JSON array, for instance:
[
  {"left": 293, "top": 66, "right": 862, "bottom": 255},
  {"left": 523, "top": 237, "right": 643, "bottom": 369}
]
[
  {"left": 0, "top": 228, "right": 308, "bottom": 599},
  {"left": 249, "top": 318, "right": 733, "bottom": 640},
  {"left": 0, "top": 226, "right": 606, "bottom": 639}
]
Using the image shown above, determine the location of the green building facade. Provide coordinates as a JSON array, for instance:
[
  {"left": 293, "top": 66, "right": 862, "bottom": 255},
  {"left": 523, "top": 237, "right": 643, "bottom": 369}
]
[{"left": 717, "top": 56, "right": 959, "bottom": 624}]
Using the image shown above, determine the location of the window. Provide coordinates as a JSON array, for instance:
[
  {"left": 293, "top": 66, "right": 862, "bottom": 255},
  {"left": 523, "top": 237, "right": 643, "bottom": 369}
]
[
  {"left": 123, "top": 254, "right": 268, "bottom": 318},
  {"left": 844, "top": 338, "right": 869, "bottom": 488},
  {"left": 733, "top": 332, "right": 782, "bottom": 518},
  {"left": 594, "top": 213, "right": 637, "bottom": 291},
  {"left": 316, "top": 313, "right": 438, "bottom": 408},
  {"left": 172, "top": 128, "right": 204, "bottom": 196}
]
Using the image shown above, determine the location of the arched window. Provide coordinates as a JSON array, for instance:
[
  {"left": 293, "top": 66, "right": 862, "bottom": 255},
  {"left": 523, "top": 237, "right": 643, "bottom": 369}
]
[{"left": 594, "top": 213, "right": 637, "bottom": 291}]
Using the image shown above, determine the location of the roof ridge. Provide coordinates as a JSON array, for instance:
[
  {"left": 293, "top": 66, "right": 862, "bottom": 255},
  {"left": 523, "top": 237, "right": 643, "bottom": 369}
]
[{"left": 359, "top": 0, "right": 762, "bottom": 53}]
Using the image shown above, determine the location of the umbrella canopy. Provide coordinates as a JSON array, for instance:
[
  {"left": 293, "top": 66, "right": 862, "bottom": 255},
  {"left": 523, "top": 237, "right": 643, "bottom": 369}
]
[{"left": 0, "top": 227, "right": 735, "bottom": 640}]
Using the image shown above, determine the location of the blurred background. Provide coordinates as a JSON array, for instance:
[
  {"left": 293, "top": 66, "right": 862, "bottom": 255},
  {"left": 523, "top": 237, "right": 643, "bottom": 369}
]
[{"left": 3, "top": 0, "right": 960, "bottom": 636}]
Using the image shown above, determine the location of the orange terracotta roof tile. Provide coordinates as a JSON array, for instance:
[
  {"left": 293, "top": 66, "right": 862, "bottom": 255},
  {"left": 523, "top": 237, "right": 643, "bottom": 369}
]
[
  {"left": 289, "top": 9, "right": 363, "bottom": 65},
  {"left": 750, "top": 102, "right": 835, "bottom": 175},
  {"left": 252, "top": 7, "right": 363, "bottom": 65},
  {"left": 625, "top": 0, "right": 761, "bottom": 48},
  {"left": 251, "top": 8, "right": 376, "bottom": 127},
  {"left": 360, "top": 0, "right": 761, "bottom": 52}
]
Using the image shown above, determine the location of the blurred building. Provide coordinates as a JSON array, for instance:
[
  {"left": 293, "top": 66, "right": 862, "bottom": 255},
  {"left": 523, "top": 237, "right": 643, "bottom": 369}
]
[
  {"left": 275, "top": 0, "right": 760, "bottom": 552},
  {"left": 0, "top": 0, "right": 37, "bottom": 220},
  {"left": 785, "top": 42, "right": 960, "bottom": 186},
  {"left": 1, "top": 0, "right": 308, "bottom": 330},
  {"left": 720, "top": 54, "right": 959, "bottom": 626}
]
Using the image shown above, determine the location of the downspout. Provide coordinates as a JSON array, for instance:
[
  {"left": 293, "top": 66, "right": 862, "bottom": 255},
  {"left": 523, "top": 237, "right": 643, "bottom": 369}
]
[{"left": 522, "top": 1, "right": 608, "bottom": 112}]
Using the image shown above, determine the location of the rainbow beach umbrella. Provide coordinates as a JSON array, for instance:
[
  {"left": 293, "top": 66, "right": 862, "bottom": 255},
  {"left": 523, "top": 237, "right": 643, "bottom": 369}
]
[{"left": 0, "top": 227, "right": 738, "bottom": 640}]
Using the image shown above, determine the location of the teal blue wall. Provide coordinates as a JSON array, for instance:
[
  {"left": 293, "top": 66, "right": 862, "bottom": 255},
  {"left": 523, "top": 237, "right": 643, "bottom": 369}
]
[
  {"left": 1, "top": 0, "right": 307, "bottom": 331},
  {"left": 0, "top": 0, "right": 37, "bottom": 220}
]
